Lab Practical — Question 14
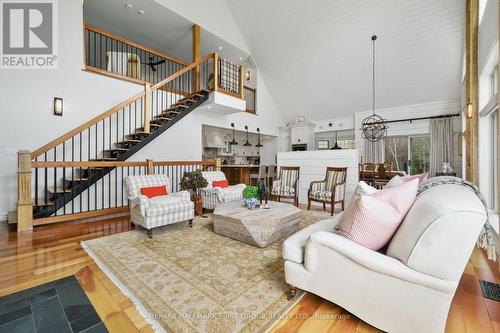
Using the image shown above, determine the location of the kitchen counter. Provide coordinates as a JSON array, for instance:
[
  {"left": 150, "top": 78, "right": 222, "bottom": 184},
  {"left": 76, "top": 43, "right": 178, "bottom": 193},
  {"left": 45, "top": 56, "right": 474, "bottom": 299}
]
[{"left": 221, "top": 165, "right": 260, "bottom": 185}]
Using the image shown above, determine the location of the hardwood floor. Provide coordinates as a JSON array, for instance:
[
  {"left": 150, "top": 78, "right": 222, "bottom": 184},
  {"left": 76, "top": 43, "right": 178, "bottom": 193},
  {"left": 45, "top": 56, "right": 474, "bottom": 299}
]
[{"left": 0, "top": 213, "right": 499, "bottom": 333}]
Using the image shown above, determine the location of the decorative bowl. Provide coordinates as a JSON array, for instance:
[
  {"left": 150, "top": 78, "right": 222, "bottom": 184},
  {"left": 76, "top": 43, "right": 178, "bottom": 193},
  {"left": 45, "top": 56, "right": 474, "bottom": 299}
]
[{"left": 244, "top": 198, "right": 259, "bottom": 209}]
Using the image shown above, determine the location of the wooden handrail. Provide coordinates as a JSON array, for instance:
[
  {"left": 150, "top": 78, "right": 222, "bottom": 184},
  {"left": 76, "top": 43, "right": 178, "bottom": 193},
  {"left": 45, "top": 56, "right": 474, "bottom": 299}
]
[
  {"left": 31, "top": 91, "right": 145, "bottom": 159},
  {"left": 31, "top": 160, "right": 217, "bottom": 168},
  {"left": 151, "top": 53, "right": 215, "bottom": 90},
  {"left": 84, "top": 23, "right": 188, "bottom": 66},
  {"left": 32, "top": 53, "right": 215, "bottom": 160}
]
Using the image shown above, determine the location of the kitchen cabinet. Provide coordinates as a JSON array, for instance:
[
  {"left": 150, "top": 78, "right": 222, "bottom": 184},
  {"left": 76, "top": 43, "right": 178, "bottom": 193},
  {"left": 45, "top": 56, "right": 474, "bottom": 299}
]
[{"left": 221, "top": 166, "right": 260, "bottom": 185}]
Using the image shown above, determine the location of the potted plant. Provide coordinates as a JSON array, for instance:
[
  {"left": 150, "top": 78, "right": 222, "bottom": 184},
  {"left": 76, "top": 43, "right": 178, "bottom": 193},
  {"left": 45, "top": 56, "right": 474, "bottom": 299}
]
[
  {"left": 180, "top": 170, "right": 208, "bottom": 216},
  {"left": 243, "top": 186, "right": 260, "bottom": 209}
]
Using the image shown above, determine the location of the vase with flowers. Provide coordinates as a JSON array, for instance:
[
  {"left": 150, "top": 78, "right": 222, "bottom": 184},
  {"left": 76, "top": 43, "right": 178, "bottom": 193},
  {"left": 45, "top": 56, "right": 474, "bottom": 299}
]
[{"left": 243, "top": 186, "right": 260, "bottom": 209}]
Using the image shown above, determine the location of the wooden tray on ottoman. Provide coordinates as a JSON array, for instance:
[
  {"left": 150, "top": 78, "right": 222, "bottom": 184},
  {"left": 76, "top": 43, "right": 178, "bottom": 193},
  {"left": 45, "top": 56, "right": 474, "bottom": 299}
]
[{"left": 213, "top": 201, "right": 302, "bottom": 247}]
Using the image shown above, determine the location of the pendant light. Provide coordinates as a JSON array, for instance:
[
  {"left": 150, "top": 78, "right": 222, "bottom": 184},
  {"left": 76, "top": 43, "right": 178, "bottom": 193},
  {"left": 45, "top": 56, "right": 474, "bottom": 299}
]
[
  {"left": 243, "top": 125, "right": 252, "bottom": 146},
  {"left": 360, "top": 35, "right": 388, "bottom": 142},
  {"left": 331, "top": 132, "right": 342, "bottom": 150},
  {"left": 255, "top": 128, "right": 263, "bottom": 147},
  {"left": 229, "top": 123, "right": 238, "bottom": 145}
]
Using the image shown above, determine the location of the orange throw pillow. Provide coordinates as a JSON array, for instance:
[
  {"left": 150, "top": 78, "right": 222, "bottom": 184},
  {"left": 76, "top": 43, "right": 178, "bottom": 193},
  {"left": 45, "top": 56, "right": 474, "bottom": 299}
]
[
  {"left": 212, "top": 180, "right": 229, "bottom": 188},
  {"left": 140, "top": 185, "right": 168, "bottom": 198}
]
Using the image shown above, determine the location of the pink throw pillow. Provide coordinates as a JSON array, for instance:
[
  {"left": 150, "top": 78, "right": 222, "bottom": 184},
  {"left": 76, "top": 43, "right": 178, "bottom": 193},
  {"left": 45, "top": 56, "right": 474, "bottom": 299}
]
[
  {"left": 337, "top": 179, "right": 419, "bottom": 250},
  {"left": 386, "top": 172, "right": 428, "bottom": 188}
]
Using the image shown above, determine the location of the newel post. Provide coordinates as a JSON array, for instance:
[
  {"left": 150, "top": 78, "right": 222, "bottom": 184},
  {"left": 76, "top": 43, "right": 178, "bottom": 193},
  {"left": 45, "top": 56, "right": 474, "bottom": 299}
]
[
  {"left": 239, "top": 65, "right": 244, "bottom": 100},
  {"left": 215, "top": 158, "right": 222, "bottom": 171},
  {"left": 143, "top": 83, "right": 151, "bottom": 133},
  {"left": 213, "top": 53, "right": 219, "bottom": 92},
  {"left": 146, "top": 159, "right": 154, "bottom": 175},
  {"left": 17, "top": 150, "right": 33, "bottom": 232}
]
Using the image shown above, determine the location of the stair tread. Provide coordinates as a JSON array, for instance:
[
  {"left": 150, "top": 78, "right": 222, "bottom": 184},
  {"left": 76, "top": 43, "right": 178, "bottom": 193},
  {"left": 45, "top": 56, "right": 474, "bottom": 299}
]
[
  {"left": 48, "top": 187, "right": 73, "bottom": 194},
  {"left": 163, "top": 110, "right": 180, "bottom": 114},
  {"left": 103, "top": 148, "right": 129, "bottom": 152},
  {"left": 116, "top": 139, "right": 141, "bottom": 144},
  {"left": 149, "top": 123, "right": 162, "bottom": 128},
  {"left": 65, "top": 177, "right": 88, "bottom": 182},
  {"left": 173, "top": 104, "right": 189, "bottom": 108},
  {"left": 33, "top": 198, "right": 55, "bottom": 206},
  {"left": 155, "top": 117, "right": 172, "bottom": 121}
]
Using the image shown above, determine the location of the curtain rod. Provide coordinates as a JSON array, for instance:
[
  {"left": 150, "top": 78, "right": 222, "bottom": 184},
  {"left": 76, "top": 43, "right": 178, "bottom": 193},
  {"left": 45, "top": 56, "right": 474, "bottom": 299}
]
[{"left": 370, "top": 113, "right": 460, "bottom": 125}]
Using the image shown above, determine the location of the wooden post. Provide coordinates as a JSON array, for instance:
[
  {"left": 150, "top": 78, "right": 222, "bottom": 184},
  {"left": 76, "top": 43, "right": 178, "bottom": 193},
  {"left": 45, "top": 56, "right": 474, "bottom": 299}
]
[
  {"left": 213, "top": 53, "right": 219, "bottom": 92},
  {"left": 17, "top": 150, "right": 33, "bottom": 232},
  {"left": 146, "top": 159, "right": 154, "bottom": 175},
  {"left": 239, "top": 65, "right": 245, "bottom": 100},
  {"left": 143, "top": 83, "right": 151, "bottom": 133},
  {"left": 192, "top": 24, "right": 201, "bottom": 92},
  {"left": 465, "top": 0, "right": 479, "bottom": 184},
  {"left": 215, "top": 158, "right": 222, "bottom": 171}
]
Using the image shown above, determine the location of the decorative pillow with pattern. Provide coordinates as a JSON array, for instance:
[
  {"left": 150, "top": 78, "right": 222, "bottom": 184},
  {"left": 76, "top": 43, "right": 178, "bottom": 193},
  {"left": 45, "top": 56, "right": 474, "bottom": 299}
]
[{"left": 336, "top": 179, "right": 419, "bottom": 250}]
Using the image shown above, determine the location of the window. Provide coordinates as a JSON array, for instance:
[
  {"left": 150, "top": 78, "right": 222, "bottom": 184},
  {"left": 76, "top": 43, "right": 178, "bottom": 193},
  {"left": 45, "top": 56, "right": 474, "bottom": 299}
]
[
  {"left": 492, "top": 110, "right": 498, "bottom": 212},
  {"left": 315, "top": 129, "right": 355, "bottom": 150},
  {"left": 384, "top": 135, "right": 430, "bottom": 174},
  {"left": 491, "top": 66, "right": 498, "bottom": 99},
  {"left": 317, "top": 140, "right": 329, "bottom": 150}
]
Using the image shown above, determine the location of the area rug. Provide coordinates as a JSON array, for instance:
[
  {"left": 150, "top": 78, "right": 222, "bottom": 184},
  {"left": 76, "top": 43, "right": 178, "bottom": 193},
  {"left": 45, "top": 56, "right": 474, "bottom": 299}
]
[{"left": 81, "top": 210, "right": 331, "bottom": 333}]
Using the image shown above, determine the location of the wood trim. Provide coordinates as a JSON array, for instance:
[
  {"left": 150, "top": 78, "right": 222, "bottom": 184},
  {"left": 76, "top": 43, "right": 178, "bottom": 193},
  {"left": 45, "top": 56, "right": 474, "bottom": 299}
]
[
  {"left": 31, "top": 160, "right": 216, "bottom": 168},
  {"left": 146, "top": 159, "right": 154, "bottom": 175},
  {"left": 84, "top": 65, "right": 146, "bottom": 85},
  {"left": 33, "top": 206, "right": 129, "bottom": 226},
  {"left": 213, "top": 53, "right": 219, "bottom": 92},
  {"left": 239, "top": 65, "right": 244, "bottom": 99},
  {"left": 192, "top": 24, "right": 201, "bottom": 92},
  {"left": 143, "top": 83, "right": 151, "bottom": 133},
  {"left": 152, "top": 160, "right": 217, "bottom": 166},
  {"left": 218, "top": 88, "right": 242, "bottom": 99},
  {"left": 17, "top": 150, "right": 33, "bottom": 232},
  {"left": 465, "top": 0, "right": 479, "bottom": 184},
  {"left": 32, "top": 92, "right": 145, "bottom": 159},
  {"left": 498, "top": 0, "right": 500, "bottom": 219},
  {"left": 31, "top": 161, "right": 148, "bottom": 168},
  {"left": 84, "top": 23, "right": 188, "bottom": 66},
  {"left": 85, "top": 66, "right": 190, "bottom": 96},
  {"left": 151, "top": 53, "right": 214, "bottom": 90}
]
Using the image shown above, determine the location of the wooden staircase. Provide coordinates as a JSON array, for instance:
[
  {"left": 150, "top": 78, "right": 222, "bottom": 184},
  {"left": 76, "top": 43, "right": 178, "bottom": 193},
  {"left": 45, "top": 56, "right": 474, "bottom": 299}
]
[{"left": 32, "top": 90, "right": 209, "bottom": 218}]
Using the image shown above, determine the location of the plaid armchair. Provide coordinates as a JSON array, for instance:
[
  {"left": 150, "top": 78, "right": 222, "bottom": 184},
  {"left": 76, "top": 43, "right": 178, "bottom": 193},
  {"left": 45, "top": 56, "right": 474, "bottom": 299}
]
[
  {"left": 200, "top": 171, "right": 246, "bottom": 210},
  {"left": 125, "top": 175, "right": 194, "bottom": 238},
  {"left": 308, "top": 167, "right": 347, "bottom": 215},
  {"left": 271, "top": 166, "right": 300, "bottom": 206}
]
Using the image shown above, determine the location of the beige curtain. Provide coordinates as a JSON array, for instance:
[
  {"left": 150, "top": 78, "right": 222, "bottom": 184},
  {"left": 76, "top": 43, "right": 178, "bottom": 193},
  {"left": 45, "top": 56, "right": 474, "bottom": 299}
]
[
  {"left": 365, "top": 139, "right": 385, "bottom": 163},
  {"left": 430, "top": 118, "right": 453, "bottom": 176}
]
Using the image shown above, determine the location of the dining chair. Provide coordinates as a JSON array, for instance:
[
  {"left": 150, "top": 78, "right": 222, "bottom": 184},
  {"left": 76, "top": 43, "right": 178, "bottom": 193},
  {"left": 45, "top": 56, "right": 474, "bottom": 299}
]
[
  {"left": 266, "top": 165, "right": 276, "bottom": 189},
  {"left": 249, "top": 165, "right": 267, "bottom": 185}
]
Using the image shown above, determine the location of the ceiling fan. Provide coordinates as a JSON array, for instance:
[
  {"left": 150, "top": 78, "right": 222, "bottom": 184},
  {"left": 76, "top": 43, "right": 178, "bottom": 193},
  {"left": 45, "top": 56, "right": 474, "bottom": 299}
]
[{"left": 144, "top": 57, "right": 166, "bottom": 72}]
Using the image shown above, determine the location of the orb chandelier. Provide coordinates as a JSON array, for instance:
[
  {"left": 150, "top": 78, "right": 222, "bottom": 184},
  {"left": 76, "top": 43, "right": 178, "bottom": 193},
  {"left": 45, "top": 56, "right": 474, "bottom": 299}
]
[{"left": 361, "top": 35, "right": 388, "bottom": 142}]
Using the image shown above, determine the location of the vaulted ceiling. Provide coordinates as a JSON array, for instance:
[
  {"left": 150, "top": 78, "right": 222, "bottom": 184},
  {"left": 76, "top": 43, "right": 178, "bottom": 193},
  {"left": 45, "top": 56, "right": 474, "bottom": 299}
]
[{"left": 225, "top": 0, "right": 465, "bottom": 121}]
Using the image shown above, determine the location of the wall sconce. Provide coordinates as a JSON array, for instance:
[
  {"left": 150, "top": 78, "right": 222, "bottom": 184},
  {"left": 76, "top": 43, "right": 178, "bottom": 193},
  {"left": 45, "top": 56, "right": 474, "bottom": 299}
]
[
  {"left": 245, "top": 70, "right": 251, "bottom": 81},
  {"left": 466, "top": 103, "right": 473, "bottom": 119},
  {"left": 53, "top": 97, "right": 63, "bottom": 116}
]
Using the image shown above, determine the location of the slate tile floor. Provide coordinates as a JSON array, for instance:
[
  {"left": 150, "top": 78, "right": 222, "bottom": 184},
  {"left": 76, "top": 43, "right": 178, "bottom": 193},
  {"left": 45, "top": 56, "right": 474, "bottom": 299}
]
[{"left": 0, "top": 276, "right": 108, "bottom": 333}]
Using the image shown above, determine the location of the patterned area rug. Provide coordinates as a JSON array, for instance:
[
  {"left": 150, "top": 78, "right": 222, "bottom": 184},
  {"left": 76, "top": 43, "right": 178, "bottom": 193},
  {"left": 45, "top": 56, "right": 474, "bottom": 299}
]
[{"left": 81, "top": 210, "right": 331, "bottom": 333}]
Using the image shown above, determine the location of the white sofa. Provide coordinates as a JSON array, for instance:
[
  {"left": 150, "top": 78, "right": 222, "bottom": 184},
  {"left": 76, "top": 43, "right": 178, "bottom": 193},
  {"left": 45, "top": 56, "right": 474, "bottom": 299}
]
[
  {"left": 125, "top": 175, "right": 194, "bottom": 237},
  {"left": 200, "top": 171, "right": 246, "bottom": 210},
  {"left": 283, "top": 184, "right": 487, "bottom": 333}
]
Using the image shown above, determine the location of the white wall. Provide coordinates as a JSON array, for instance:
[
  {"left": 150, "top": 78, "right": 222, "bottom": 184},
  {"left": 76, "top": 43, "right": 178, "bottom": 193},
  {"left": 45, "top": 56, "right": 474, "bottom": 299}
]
[
  {"left": 0, "top": 0, "right": 285, "bottom": 220},
  {"left": 153, "top": 0, "right": 249, "bottom": 53},
  {"left": 0, "top": 0, "right": 144, "bottom": 220}
]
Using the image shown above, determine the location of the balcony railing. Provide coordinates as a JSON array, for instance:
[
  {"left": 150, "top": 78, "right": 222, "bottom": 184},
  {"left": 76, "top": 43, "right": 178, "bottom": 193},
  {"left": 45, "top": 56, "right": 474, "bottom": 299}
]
[{"left": 84, "top": 24, "right": 187, "bottom": 85}]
